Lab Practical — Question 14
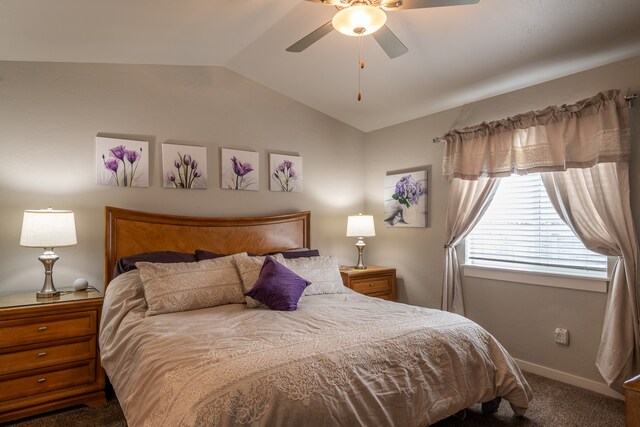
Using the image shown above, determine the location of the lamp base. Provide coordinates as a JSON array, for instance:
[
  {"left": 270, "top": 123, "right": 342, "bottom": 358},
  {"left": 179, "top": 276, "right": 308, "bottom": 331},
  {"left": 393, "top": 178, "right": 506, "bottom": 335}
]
[
  {"left": 37, "top": 249, "right": 60, "bottom": 299},
  {"left": 354, "top": 238, "right": 367, "bottom": 270},
  {"left": 37, "top": 289, "right": 61, "bottom": 299}
]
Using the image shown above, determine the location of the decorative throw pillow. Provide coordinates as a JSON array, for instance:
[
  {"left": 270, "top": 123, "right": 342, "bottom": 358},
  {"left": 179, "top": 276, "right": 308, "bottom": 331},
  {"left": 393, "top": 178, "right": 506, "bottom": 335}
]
[
  {"left": 136, "top": 255, "right": 245, "bottom": 316},
  {"left": 282, "top": 256, "right": 349, "bottom": 296},
  {"left": 114, "top": 251, "right": 197, "bottom": 278},
  {"left": 245, "top": 256, "right": 311, "bottom": 311},
  {"left": 232, "top": 253, "right": 286, "bottom": 308}
]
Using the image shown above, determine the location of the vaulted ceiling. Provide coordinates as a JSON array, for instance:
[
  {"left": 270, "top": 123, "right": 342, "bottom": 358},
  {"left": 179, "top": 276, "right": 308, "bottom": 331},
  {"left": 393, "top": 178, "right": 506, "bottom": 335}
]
[{"left": 2, "top": 0, "right": 639, "bottom": 131}]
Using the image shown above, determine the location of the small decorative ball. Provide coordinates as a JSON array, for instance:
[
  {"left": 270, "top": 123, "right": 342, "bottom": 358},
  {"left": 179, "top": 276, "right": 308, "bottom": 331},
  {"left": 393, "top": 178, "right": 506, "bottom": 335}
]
[{"left": 73, "top": 278, "right": 89, "bottom": 291}]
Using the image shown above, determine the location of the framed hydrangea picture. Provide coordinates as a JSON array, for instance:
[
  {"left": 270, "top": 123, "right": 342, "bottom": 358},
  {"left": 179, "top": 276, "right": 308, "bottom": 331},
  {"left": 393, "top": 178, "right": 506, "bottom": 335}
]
[
  {"left": 270, "top": 154, "right": 302, "bottom": 192},
  {"left": 384, "top": 169, "right": 428, "bottom": 228},
  {"left": 96, "top": 136, "right": 149, "bottom": 187},
  {"left": 221, "top": 148, "right": 259, "bottom": 191},
  {"left": 161, "top": 143, "right": 207, "bottom": 189}
]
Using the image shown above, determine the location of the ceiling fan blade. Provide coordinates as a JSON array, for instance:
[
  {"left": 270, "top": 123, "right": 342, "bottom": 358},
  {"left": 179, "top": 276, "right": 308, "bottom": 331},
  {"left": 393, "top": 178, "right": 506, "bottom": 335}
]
[
  {"left": 382, "top": 0, "right": 479, "bottom": 10},
  {"left": 372, "top": 25, "right": 408, "bottom": 59},
  {"left": 286, "top": 21, "right": 334, "bottom": 53}
]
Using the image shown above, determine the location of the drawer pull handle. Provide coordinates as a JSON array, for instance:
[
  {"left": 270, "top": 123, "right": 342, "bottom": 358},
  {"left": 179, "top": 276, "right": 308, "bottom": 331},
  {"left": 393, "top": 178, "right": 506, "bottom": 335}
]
[
  {"left": 37, "top": 352, "right": 47, "bottom": 357},
  {"left": 37, "top": 378, "right": 47, "bottom": 383},
  {"left": 38, "top": 326, "right": 48, "bottom": 332},
  {"left": 369, "top": 283, "right": 374, "bottom": 287}
]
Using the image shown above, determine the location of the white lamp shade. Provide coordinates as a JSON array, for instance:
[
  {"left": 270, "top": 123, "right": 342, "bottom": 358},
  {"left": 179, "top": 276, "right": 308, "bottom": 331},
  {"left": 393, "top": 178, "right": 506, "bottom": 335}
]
[
  {"left": 20, "top": 209, "right": 77, "bottom": 248},
  {"left": 332, "top": 5, "right": 387, "bottom": 37},
  {"left": 346, "top": 214, "right": 376, "bottom": 237}
]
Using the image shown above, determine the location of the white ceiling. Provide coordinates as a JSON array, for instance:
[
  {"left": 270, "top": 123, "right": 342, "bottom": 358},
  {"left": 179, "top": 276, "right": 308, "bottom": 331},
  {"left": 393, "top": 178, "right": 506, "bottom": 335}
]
[{"left": 2, "top": 0, "right": 640, "bottom": 131}]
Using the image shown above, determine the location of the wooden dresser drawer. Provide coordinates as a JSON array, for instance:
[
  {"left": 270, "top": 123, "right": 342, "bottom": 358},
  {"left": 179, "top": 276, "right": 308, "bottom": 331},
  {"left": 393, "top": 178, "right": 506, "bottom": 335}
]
[
  {"left": 0, "top": 311, "right": 96, "bottom": 349},
  {"left": 0, "top": 337, "right": 95, "bottom": 376},
  {"left": 351, "top": 276, "right": 392, "bottom": 294},
  {"left": 0, "top": 360, "right": 95, "bottom": 402}
]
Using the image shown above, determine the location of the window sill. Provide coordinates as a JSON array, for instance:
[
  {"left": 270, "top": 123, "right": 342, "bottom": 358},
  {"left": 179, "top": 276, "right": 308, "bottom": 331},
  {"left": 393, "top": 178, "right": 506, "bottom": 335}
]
[{"left": 462, "top": 264, "right": 609, "bottom": 293}]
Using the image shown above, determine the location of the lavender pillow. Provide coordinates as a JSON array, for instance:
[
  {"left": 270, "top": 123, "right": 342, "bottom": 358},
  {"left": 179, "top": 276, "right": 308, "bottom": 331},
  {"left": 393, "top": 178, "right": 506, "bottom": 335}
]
[
  {"left": 113, "top": 251, "right": 196, "bottom": 278},
  {"left": 245, "top": 256, "right": 311, "bottom": 311}
]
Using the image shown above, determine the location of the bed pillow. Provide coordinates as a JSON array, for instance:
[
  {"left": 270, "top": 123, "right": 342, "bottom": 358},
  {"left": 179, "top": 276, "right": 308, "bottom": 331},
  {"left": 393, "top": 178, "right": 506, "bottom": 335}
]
[
  {"left": 270, "top": 249, "right": 320, "bottom": 259},
  {"left": 195, "top": 250, "right": 261, "bottom": 261},
  {"left": 194, "top": 249, "right": 227, "bottom": 261},
  {"left": 136, "top": 255, "right": 245, "bottom": 316},
  {"left": 113, "top": 251, "right": 197, "bottom": 278},
  {"left": 232, "top": 253, "right": 286, "bottom": 308},
  {"left": 245, "top": 256, "right": 311, "bottom": 311},
  {"left": 282, "top": 256, "right": 349, "bottom": 296}
]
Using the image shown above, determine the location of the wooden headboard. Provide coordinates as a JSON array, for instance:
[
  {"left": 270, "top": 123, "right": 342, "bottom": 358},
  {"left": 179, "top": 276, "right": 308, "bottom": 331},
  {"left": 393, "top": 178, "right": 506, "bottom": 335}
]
[{"left": 104, "top": 206, "right": 311, "bottom": 286}]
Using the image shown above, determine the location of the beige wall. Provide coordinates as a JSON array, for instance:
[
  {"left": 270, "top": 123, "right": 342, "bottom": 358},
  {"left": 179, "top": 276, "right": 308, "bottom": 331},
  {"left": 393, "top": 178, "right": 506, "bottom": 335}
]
[
  {"left": 364, "top": 55, "right": 640, "bottom": 384},
  {"left": 0, "top": 62, "right": 366, "bottom": 294}
]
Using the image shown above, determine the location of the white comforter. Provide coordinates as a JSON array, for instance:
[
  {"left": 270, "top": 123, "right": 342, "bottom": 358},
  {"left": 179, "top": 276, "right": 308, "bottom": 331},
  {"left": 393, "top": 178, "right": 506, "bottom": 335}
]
[{"left": 100, "top": 271, "right": 532, "bottom": 427}]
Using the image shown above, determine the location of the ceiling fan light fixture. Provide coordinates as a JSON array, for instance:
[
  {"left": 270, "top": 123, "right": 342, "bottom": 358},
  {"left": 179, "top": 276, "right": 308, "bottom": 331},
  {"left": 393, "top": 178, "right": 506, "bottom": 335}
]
[{"left": 332, "top": 5, "right": 387, "bottom": 36}]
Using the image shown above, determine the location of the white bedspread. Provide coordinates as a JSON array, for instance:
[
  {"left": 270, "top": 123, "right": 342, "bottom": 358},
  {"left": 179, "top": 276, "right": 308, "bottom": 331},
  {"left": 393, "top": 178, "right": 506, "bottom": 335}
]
[{"left": 100, "top": 271, "right": 532, "bottom": 427}]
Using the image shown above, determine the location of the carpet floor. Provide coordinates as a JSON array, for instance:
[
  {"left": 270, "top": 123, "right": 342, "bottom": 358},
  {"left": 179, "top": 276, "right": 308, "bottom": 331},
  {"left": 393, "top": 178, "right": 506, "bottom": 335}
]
[{"left": 4, "top": 372, "right": 625, "bottom": 426}]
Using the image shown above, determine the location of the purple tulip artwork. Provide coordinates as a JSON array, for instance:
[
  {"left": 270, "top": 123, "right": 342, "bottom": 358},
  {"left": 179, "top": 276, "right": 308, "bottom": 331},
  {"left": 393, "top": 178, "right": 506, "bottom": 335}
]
[
  {"left": 96, "top": 137, "right": 149, "bottom": 187},
  {"left": 270, "top": 154, "right": 302, "bottom": 192},
  {"left": 221, "top": 148, "right": 259, "bottom": 191},
  {"left": 384, "top": 170, "right": 428, "bottom": 228},
  {"left": 162, "top": 143, "right": 207, "bottom": 189}
]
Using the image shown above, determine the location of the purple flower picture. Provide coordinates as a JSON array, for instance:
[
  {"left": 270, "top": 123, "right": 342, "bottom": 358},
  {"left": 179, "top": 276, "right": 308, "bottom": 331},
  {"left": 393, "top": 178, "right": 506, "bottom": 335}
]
[
  {"left": 384, "top": 170, "right": 428, "bottom": 227},
  {"left": 96, "top": 137, "right": 149, "bottom": 187},
  {"left": 162, "top": 143, "right": 207, "bottom": 189},
  {"left": 221, "top": 148, "right": 259, "bottom": 191},
  {"left": 270, "top": 154, "right": 302, "bottom": 192}
]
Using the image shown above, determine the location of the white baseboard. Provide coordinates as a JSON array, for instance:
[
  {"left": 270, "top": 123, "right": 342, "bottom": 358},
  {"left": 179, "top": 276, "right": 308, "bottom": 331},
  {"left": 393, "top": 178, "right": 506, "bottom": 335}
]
[{"left": 514, "top": 358, "right": 624, "bottom": 400}]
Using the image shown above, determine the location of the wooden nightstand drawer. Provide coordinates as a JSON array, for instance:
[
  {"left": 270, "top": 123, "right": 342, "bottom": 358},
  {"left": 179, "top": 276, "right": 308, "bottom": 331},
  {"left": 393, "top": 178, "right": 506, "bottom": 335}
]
[
  {"left": 0, "top": 336, "right": 95, "bottom": 376},
  {"left": 351, "top": 277, "right": 392, "bottom": 294},
  {"left": 0, "top": 311, "right": 96, "bottom": 349},
  {"left": 0, "top": 360, "right": 95, "bottom": 403}
]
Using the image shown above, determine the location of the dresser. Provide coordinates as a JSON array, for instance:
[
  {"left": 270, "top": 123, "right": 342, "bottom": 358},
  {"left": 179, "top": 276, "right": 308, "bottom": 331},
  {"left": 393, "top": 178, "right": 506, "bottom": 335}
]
[
  {"left": 0, "top": 288, "right": 106, "bottom": 423},
  {"left": 340, "top": 265, "right": 397, "bottom": 301}
]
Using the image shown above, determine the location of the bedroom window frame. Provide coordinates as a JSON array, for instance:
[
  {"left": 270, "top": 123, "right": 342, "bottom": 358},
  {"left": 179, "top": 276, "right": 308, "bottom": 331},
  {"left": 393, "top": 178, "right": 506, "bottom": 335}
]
[{"left": 462, "top": 173, "right": 611, "bottom": 293}]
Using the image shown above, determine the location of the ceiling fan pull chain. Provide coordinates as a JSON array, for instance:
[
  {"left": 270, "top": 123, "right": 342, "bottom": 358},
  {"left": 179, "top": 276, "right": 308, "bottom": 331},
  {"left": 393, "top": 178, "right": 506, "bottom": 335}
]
[{"left": 357, "top": 33, "right": 365, "bottom": 101}]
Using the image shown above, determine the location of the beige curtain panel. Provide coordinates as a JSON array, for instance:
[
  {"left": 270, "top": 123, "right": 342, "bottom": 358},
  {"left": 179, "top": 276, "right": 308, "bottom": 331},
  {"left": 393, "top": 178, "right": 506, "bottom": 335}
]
[
  {"left": 442, "top": 177, "right": 499, "bottom": 315},
  {"left": 440, "top": 90, "right": 631, "bottom": 180},
  {"left": 542, "top": 163, "right": 639, "bottom": 392}
]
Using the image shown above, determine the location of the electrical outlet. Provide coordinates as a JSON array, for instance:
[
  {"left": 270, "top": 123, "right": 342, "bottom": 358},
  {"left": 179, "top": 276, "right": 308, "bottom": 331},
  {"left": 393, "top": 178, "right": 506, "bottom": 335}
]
[{"left": 554, "top": 328, "right": 569, "bottom": 345}]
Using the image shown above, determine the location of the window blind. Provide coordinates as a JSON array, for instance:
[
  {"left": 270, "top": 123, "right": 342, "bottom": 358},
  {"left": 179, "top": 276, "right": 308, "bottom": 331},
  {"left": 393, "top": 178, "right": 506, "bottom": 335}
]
[{"left": 466, "top": 174, "right": 607, "bottom": 274}]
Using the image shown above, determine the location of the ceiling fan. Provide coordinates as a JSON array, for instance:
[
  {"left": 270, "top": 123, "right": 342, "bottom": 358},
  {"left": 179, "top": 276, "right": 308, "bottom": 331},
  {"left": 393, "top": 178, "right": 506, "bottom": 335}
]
[{"left": 286, "top": 0, "right": 480, "bottom": 59}]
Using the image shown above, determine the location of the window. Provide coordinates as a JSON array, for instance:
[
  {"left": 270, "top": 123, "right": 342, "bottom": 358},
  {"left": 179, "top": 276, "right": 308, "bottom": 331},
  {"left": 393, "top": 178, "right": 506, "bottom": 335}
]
[{"left": 465, "top": 173, "right": 607, "bottom": 277}]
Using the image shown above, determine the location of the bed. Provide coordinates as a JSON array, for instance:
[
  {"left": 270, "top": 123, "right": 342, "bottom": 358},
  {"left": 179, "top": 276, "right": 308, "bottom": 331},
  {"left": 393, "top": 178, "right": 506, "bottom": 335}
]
[{"left": 99, "top": 206, "right": 532, "bottom": 426}]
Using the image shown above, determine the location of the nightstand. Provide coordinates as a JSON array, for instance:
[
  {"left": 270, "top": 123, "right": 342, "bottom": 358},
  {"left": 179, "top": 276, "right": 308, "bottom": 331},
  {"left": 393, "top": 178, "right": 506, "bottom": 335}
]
[
  {"left": 0, "top": 288, "right": 106, "bottom": 423},
  {"left": 340, "top": 265, "right": 397, "bottom": 301}
]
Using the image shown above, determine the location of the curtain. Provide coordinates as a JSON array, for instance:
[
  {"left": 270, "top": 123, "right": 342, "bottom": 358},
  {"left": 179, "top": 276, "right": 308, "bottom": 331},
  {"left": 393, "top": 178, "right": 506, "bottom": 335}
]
[
  {"left": 440, "top": 90, "right": 631, "bottom": 180},
  {"left": 541, "top": 163, "right": 639, "bottom": 391},
  {"left": 438, "top": 89, "right": 638, "bottom": 390},
  {"left": 442, "top": 177, "right": 500, "bottom": 315}
]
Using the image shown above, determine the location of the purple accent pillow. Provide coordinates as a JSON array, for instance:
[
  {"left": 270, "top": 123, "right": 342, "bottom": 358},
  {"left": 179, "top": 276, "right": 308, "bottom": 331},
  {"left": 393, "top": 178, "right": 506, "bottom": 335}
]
[
  {"left": 113, "top": 251, "right": 197, "bottom": 278},
  {"left": 245, "top": 256, "right": 311, "bottom": 311}
]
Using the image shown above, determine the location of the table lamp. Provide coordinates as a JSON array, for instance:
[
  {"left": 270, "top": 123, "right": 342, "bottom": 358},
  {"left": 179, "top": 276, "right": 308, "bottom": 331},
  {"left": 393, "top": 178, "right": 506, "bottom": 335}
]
[
  {"left": 346, "top": 213, "right": 375, "bottom": 270},
  {"left": 20, "top": 208, "right": 77, "bottom": 298}
]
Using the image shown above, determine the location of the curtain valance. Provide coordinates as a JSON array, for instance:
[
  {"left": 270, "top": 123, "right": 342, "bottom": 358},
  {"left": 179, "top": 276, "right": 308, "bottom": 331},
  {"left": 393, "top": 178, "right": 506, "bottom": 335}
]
[{"left": 440, "top": 90, "right": 631, "bottom": 180}]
